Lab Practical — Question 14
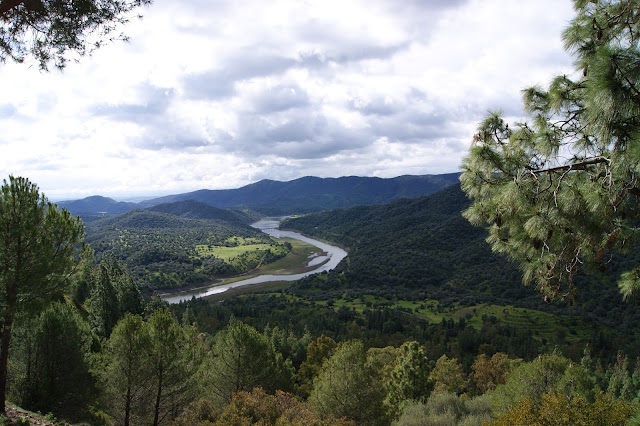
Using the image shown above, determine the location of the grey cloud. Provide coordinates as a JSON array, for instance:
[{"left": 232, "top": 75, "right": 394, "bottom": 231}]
[
  {"left": 91, "top": 84, "right": 175, "bottom": 123},
  {"left": 371, "top": 109, "right": 461, "bottom": 143},
  {"left": 214, "top": 109, "right": 371, "bottom": 160},
  {"left": 251, "top": 83, "right": 310, "bottom": 114},
  {"left": 294, "top": 33, "right": 409, "bottom": 67},
  {"left": 349, "top": 97, "right": 398, "bottom": 116},
  {"left": 135, "top": 136, "right": 210, "bottom": 151},
  {"left": 183, "top": 53, "right": 297, "bottom": 100},
  {"left": 329, "top": 43, "right": 410, "bottom": 64}
]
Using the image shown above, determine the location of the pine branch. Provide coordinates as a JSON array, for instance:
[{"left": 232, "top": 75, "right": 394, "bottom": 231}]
[
  {"left": 530, "top": 156, "right": 610, "bottom": 174},
  {"left": 0, "top": 0, "right": 23, "bottom": 17}
]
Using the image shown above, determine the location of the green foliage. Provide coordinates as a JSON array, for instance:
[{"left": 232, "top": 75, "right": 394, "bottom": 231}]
[
  {"left": 87, "top": 265, "right": 121, "bottom": 338},
  {"left": 100, "top": 313, "right": 151, "bottom": 425},
  {"left": 429, "top": 355, "right": 469, "bottom": 395},
  {"left": 297, "top": 334, "right": 338, "bottom": 397},
  {"left": 310, "top": 340, "right": 389, "bottom": 425},
  {"left": 460, "top": 0, "right": 640, "bottom": 302},
  {"left": 489, "top": 353, "right": 597, "bottom": 415},
  {"left": 0, "top": 0, "right": 152, "bottom": 70},
  {"left": 85, "top": 209, "right": 288, "bottom": 290},
  {"left": 147, "top": 308, "right": 197, "bottom": 426},
  {"left": 86, "top": 256, "right": 145, "bottom": 338},
  {"left": 14, "top": 302, "right": 94, "bottom": 417},
  {"left": 386, "top": 341, "right": 433, "bottom": 414},
  {"left": 201, "top": 319, "right": 295, "bottom": 407},
  {"left": 0, "top": 176, "right": 85, "bottom": 414}
]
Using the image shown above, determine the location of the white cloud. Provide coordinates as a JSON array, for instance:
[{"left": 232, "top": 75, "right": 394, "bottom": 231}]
[{"left": 0, "top": 0, "right": 576, "bottom": 200}]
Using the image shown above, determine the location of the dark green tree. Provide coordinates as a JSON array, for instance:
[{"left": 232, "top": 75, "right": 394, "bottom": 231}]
[
  {"left": 103, "top": 255, "right": 145, "bottom": 317},
  {"left": 202, "top": 319, "right": 295, "bottom": 407},
  {"left": 87, "top": 257, "right": 145, "bottom": 338},
  {"left": 101, "top": 313, "right": 151, "bottom": 426},
  {"left": 460, "top": 0, "right": 640, "bottom": 302},
  {"left": 386, "top": 341, "right": 433, "bottom": 413},
  {"left": 147, "top": 308, "right": 189, "bottom": 426},
  {"left": 87, "top": 264, "right": 120, "bottom": 338},
  {"left": 310, "top": 340, "right": 389, "bottom": 425},
  {"left": 297, "top": 334, "right": 338, "bottom": 397},
  {"left": 0, "top": 176, "right": 84, "bottom": 414},
  {"left": 0, "top": 0, "right": 152, "bottom": 70},
  {"left": 17, "top": 302, "right": 94, "bottom": 417}
]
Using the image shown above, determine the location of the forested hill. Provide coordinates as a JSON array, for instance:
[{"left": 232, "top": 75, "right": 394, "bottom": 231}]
[
  {"left": 281, "top": 184, "right": 640, "bottom": 336},
  {"left": 83, "top": 208, "right": 274, "bottom": 290},
  {"left": 146, "top": 199, "right": 258, "bottom": 224},
  {"left": 139, "top": 173, "right": 461, "bottom": 214},
  {"left": 57, "top": 195, "right": 138, "bottom": 220}
]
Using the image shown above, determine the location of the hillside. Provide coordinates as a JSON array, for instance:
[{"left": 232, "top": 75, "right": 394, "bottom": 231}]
[
  {"left": 139, "top": 173, "right": 461, "bottom": 213},
  {"left": 57, "top": 195, "right": 138, "bottom": 221},
  {"left": 84, "top": 209, "right": 286, "bottom": 290},
  {"left": 146, "top": 199, "right": 257, "bottom": 224},
  {"left": 281, "top": 184, "right": 640, "bottom": 349}
]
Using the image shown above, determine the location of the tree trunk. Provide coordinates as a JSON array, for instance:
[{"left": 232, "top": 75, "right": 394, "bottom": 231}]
[
  {"left": 124, "top": 385, "right": 131, "bottom": 426},
  {"left": 153, "top": 368, "right": 163, "bottom": 426},
  {"left": 0, "top": 313, "right": 14, "bottom": 415}
]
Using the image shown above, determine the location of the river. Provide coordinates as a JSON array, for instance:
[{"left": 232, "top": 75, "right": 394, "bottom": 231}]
[{"left": 161, "top": 217, "right": 348, "bottom": 304}]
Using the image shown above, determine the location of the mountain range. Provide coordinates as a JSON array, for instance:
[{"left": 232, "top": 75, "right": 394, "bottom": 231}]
[{"left": 57, "top": 173, "right": 461, "bottom": 218}]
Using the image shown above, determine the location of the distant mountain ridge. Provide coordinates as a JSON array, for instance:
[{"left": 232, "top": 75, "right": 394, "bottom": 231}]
[
  {"left": 140, "top": 173, "right": 461, "bottom": 214},
  {"left": 57, "top": 195, "right": 138, "bottom": 216},
  {"left": 58, "top": 173, "right": 461, "bottom": 217}
]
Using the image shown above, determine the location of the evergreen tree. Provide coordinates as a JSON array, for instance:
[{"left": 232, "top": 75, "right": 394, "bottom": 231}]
[
  {"left": 0, "top": 0, "right": 152, "bottom": 70},
  {"left": 460, "top": 0, "right": 640, "bottom": 302},
  {"left": 386, "top": 341, "right": 433, "bottom": 413},
  {"left": 429, "top": 355, "right": 469, "bottom": 395},
  {"left": 202, "top": 319, "right": 295, "bottom": 407},
  {"left": 17, "top": 302, "right": 94, "bottom": 417},
  {"left": 297, "top": 334, "right": 338, "bottom": 397},
  {"left": 147, "top": 308, "right": 190, "bottom": 426},
  {"left": 104, "top": 256, "right": 145, "bottom": 317},
  {"left": 87, "top": 265, "right": 120, "bottom": 338},
  {"left": 0, "top": 176, "right": 84, "bottom": 414},
  {"left": 101, "top": 313, "right": 152, "bottom": 426},
  {"left": 310, "top": 340, "right": 389, "bottom": 425}
]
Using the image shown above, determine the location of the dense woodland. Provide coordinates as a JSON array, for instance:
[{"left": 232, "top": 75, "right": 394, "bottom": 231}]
[
  {"left": 0, "top": 179, "right": 638, "bottom": 425},
  {"left": 82, "top": 202, "right": 287, "bottom": 290},
  {"left": 2, "top": 0, "right": 640, "bottom": 424}
]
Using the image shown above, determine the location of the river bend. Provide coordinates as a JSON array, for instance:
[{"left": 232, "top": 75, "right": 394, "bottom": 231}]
[{"left": 162, "top": 217, "right": 347, "bottom": 304}]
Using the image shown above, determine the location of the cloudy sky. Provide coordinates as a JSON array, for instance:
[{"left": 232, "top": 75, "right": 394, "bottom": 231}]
[{"left": 0, "top": 0, "right": 576, "bottom": 200}]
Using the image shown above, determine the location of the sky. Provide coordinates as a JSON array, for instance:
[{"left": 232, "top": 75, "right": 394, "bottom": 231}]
[{"left": 0, "top": 0, "right": 577, "bottom": 201}]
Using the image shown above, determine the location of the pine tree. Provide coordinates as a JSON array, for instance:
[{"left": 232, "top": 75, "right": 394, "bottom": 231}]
[
  {"left": 460, "top": 0, "right": 640, "bottom": 302},
  {"left": 310, "top": 340, "right": 389, "bottom": 425},
  {"left": 18, "top": 302, "right": 94, "bottom": 417},
  {"left": 0, "top": 176, "right": 84, "bottom": 414},
  {"left": 101, "top": 313, "right": 152, "bottom": 426},
  {"left": 202, "top": 319, "right": 295, "bottom": 407},
  {"left": 386, "top": 341, "right": 433, "bottom": 412}
]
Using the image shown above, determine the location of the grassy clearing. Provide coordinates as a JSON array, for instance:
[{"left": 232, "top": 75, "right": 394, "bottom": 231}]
[
  {"left": 455, "top": 304, "right": 599, "bottom": 342},
  {"left": 206, "top": 237, "right": 327, "bottom": 286},
  {"left": 196, "top": 243, "right": 278, "bottom": 261},
  {"left": 287, "top": 293, "right": 601, "bottom": 347}
]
